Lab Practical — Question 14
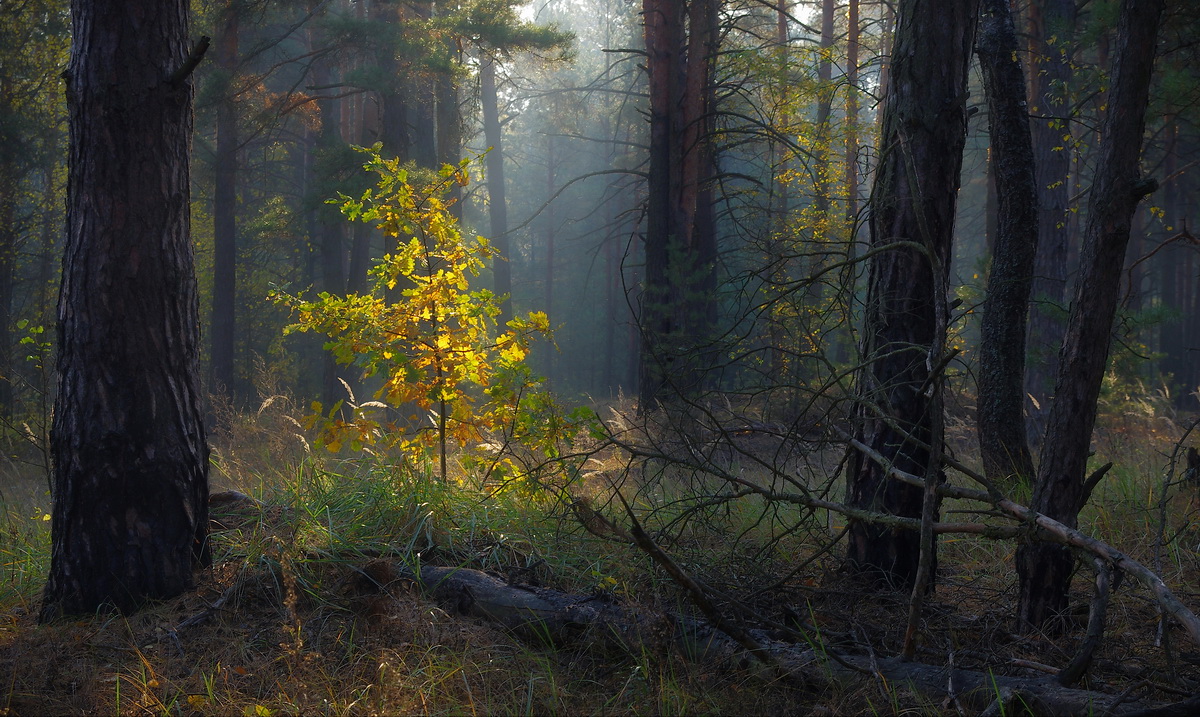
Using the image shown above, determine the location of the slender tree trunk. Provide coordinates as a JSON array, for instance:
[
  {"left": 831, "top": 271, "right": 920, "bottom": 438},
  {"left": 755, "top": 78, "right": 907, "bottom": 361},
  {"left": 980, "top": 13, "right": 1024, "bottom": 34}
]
[
  {"left": 480, "top": 56, "right": 512, "bottom": 326},
  {"left": 435, "top": 1, "right": 462, "bottom": 218},
  {"left": 845, "top": 0, "right": 859, "bottom": 230},
  {"left": 375, "top": 0, "right": 410, "bottom": 163},
  {"left": 1025, "top": 0, "right": 1076, "bottom": 440},
  {"left": 543, "top": 133, "right": 557, "bottom": 384},
  {"left": 836, "top": 0, "right": 860, "bottom": 366},
  {"left": 846, "top": 0, "right": 979, "bottom": 590},
  {"left": 0, "top": 130, "right": 15, "bottom": 420},
  {"left": 812, "top": 0, "right": 836, "bottom": 275},
  {"left": 1017, "top": 0, "right": 1164, "bottom": 632},
  {"left": 409, "top": 1, "right": 437, "bottom": 169},
  {"left": 310, "top": 52, "right": 346, "bottom": 405},
  {"left": 975, "top": 0, "right": 1038, "bottom": 486},
  {"left": 639, "top": 0, "right": 717, "bottom": 409},
  {"left": 210, "top": 1, "right": 238, "bottom": 400},
  {"left": 42, "top": 0, "right": 210, "bottom": 620}
]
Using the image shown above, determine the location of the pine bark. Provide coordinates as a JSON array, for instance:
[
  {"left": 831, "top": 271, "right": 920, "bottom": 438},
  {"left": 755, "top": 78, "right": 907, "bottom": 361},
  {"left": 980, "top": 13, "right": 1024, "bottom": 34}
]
[
  {"left": 846, "top": 0, "right": 978, "bottom": 589},
  {"left": 42, "top": 0, "right": 210, "bottom": 620},
  {"left": 975, "top": 0, "right": 1037, "bottom": 486},
  {"left": 639, "top": 0, "right": 718, "bottom": 409},
  {"left": 1025, "top": 0, "right": 1076, "bottom": 438},
  {"left": 1017, "top": 0, "right": 1165, "bottom": 631}
]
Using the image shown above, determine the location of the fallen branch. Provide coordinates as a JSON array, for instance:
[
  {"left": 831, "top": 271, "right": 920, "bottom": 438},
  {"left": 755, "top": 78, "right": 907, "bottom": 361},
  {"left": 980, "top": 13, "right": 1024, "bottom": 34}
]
[
  {"left": 374, "top": 562, "right": 1158, "bottom": 715},
  {"left": 834, "top": 428, "right": 1200, "bottom": 649}
]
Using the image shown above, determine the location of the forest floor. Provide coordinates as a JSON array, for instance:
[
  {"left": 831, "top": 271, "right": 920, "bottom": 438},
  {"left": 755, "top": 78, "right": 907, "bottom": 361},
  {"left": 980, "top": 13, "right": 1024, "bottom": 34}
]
[{"left": 2, "top": 393, "right": 1200, "bottom": 715}]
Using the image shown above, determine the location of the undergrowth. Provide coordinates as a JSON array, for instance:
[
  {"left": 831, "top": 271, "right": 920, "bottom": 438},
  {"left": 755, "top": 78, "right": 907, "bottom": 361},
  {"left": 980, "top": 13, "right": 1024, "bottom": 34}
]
[{"left": 2, "top": 389, "right": 1199, "bottom": 715}]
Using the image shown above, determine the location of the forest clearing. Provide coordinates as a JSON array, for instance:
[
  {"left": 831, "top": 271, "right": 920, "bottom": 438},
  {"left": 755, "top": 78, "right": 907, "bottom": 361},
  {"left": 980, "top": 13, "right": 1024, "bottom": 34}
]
[{"left": 4, "top": 0, "right": 1200, "bottom": 714}]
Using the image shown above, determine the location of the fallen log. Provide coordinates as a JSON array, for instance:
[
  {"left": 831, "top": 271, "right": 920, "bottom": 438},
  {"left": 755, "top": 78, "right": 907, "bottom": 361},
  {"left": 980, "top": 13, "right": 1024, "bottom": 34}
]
[{"left": 362, "top": 562, "right": 1156, "bottom": 715}]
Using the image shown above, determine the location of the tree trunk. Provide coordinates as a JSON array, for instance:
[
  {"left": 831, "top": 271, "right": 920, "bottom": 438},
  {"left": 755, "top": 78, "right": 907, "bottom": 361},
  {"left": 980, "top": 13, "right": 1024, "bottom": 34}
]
[
  {"left": 846, "top": 0, "right": 979, "bottom": 590},
  {"left": 1017, "top": 0, "right": 1164, "bottom": 632},
  {"left": 811, "top": 0, "right": 836, "bottom": 290},
  {"left": 210, "top": 1, "right": 238, "bottom": 400},
  {"left": 0, "top": 133, "right": 14, "bottom": 420},
  {"left": 480, "top": 56, "right": 512, "bottom": 327},
  {"left": 435, "top": 1, "right": 462, "bottom": 218},
  {"left": 375, "top": 0, "right": 410, "bottom": 163},
  {"left": 975, "top": 0, "right": 1038, "bottom": 486},
  {"left": 409, "top": 1, "right": 437, "bottom": 169},
  {"left": 42, "top": 0, "right": 210, "bottom": 620},
  {"left": 543, "top": 133, "right": 557, "bottom": 384},
  {"left": 1025, "top": 0, "right": 1076, "bottom": 440},
  {"left": 311, "top": 52, "right": 346, "bottom": 406},
  {"left": 639, "top": 0, "right": 718, "bottom": 409}
]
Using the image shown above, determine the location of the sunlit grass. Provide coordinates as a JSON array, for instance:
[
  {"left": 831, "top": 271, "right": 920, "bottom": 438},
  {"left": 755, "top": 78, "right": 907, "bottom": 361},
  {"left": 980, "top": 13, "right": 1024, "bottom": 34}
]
[{"left": 3, "top": 390, "right": 1198, "bottom": 715}]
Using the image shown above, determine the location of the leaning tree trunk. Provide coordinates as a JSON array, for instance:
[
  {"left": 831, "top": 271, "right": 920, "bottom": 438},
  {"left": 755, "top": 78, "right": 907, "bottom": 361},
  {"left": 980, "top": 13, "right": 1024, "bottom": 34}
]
[
  {"left": 845, "top": 0, "right": 979, "bottom": 590},
  {"left": 975, "top": 0, "right": 1038, "bottom": 486},
  {"left": 42, "top": 0, "right": 210, "bottom": 620},
  {"left": 1017, "top": 0, "right": 1165, "bottom": 632}
]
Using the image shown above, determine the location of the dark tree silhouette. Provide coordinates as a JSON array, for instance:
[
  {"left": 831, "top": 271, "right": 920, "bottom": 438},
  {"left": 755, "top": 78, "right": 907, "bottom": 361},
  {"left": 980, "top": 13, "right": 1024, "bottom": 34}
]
[
  {"left": 480, "top": 55, "right": 513, "bottom": 326},
  {"left": 210, "top": 0, "right": 239, "bottom": 400},
  {"left": 41, "top": 0, "right": 210, "bottom": 620},
  {"left": 846, "top": 0, "right": 979, "bottom": 589},
  {"left": 639, "top": 0, "right": 718, "bottom": 409},
  {"left": 1017, "top": 0, "right": 1165, "bottom": 631},
  {"left": 975, "top": 0, "right": 1038, "bottom": 485},
  {"left": 1024, "top": 0, "right": 1077, "bottom": 436}
]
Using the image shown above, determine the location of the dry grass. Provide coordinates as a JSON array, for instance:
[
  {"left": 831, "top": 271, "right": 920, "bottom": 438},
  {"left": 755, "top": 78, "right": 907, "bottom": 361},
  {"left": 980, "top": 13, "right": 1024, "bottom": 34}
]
[{"left": 2, "top": 390, "right": 1200, "bottom": 715}]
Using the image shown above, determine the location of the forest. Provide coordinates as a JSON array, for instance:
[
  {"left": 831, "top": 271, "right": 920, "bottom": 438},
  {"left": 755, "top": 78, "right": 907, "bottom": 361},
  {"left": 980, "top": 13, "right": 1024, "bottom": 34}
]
[{"left": 2, "top": 0, "right": 1200, "bottom": 713}]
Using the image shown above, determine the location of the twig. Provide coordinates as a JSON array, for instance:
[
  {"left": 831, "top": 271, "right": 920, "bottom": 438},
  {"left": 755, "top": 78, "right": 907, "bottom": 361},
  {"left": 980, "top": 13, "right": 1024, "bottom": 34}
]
[{"left": 611, "top": 490, "right": 779, "bottom": 669}]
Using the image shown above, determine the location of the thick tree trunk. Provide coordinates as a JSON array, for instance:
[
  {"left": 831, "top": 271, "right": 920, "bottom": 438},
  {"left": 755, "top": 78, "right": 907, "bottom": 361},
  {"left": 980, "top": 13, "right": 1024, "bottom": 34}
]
[
  {"left": 210, "top": 2, "right": 238, "bottom": 400},
  {"left": 42, "top": 0, "right": 210, "bottom": 620},
  {"left": 975, "top": 0, "right": 1038, "bottom": 486},
  {"left": 1017, "top": 0, "right": 1164, "bottom": 632},
  {"left": 1025, "top": 0, "right": 1076, "bottom": 440},
  {"left": 480, "top": 56, "right": 512, "bottom": 327},
  {"left": 846, "top": 0, "right": 978, "bottom": 589}
]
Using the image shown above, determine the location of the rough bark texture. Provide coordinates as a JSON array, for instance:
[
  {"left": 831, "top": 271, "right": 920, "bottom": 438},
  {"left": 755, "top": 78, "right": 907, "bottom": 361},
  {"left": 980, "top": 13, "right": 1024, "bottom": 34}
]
[
  {"left": 975, "top": 0, "right": 1038, "bottom": 485},
  {"left": 846, "top": 0, "right": 978, "bottom": 589},
  {"left": 1025, "top": 0, "right": 1077, "bottom": 438},
  {"left": 639, "top": 0, "right": 718, "bottom": 409},
  {"left": 210, "top": 0, "right": 238, "bottom": 399},
  {"left": 42, "top": 0, "right": 210, "bottom": 620},
  {"left": 1017, "top": 0, "right": 1164, "bottom": 632},
  {"left": 480, "top": 57, "right": 512, "bottom": 327}
]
